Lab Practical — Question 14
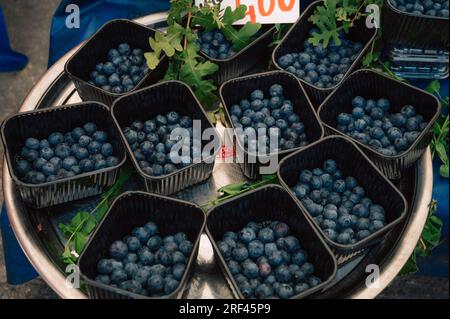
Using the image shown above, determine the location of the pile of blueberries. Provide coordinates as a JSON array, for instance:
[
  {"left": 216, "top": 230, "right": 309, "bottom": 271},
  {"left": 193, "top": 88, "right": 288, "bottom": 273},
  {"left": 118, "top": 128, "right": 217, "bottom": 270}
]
[
  {"left": 277, "top": 29, "right": 364, "bottom": 88},
  {"left": 230, "top": 84, "right": 310, "bottom": 152},
  {"left": 197, "top": 29, "right": 237, "bottom": 60},
  {"left": 335, "top": 96, "right": 428, "bottom": 156},
  {"left": 95, "top": 221, "right": 193, "bottom": 296},
  {"left": 292, "top": 159, "right": 387, "bottom": 244},
  {"left": 217, "top": 220, "right": 322, "bottom": 299},
  {"left": 123, "top": 112, "right": 199, "bottom": 177},
  {"left": 88, "top": 43, "right": 149, "bottom": 94},
  {"left": 389, "top": 0, "right": 449, "bottom": 18},
  {"left": 15, "top": 123, "right": 119, "bottom": 184}
]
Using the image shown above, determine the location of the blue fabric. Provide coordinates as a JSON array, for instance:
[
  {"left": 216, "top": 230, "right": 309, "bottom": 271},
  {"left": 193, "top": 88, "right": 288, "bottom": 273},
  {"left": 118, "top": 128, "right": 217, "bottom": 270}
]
[
  {"left": 48, "top": 0, "right": 170, "bottom": 66},
  {"left": 0, "top": 7, "right": 28, "bottom": 72},
  {"left": 1, "top": 204, "right": 38, "bottom": 284}
]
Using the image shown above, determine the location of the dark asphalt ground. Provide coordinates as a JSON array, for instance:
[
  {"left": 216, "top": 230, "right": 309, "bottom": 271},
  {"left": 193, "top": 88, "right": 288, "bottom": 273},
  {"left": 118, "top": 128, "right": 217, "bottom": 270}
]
[{"left": 0, "top": 0, "right": 447, "bottom": 299}]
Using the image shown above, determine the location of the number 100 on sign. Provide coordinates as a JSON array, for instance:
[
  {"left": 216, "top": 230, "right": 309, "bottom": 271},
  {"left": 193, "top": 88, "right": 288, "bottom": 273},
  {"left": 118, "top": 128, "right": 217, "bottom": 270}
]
[{"left": 195, "top": 0, "right": 300, "bottom": 24}]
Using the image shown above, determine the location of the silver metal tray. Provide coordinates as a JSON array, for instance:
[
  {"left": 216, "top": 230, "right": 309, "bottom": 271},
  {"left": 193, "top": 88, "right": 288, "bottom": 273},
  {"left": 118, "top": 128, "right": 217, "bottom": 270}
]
[{"left": 2, "top": 12, "right": 433, "bottom": 299}]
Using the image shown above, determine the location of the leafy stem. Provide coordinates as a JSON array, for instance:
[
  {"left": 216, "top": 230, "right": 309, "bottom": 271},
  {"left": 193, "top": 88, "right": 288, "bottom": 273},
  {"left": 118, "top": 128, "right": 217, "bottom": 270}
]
[
  {"left": 200, "top": 174, "right": 278, "bottom": 211},
  {"left": 59, "top": 169, "right": 132, "bottom": 264}
]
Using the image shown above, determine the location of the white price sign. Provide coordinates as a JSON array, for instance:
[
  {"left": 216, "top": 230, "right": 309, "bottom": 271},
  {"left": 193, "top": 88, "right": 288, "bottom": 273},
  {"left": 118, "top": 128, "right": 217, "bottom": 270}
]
[{"left": 194, "top": 0, "right": 300, "bottom": 24}]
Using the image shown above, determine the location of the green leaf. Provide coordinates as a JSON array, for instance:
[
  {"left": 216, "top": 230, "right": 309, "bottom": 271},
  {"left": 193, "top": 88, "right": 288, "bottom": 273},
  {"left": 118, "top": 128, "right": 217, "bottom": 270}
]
[
  {"left": 261, "top": 174, "right": 278, "bottom": 182},
  {"left": 206, "top": 111, "right": 217, "bottom": 125},
  {"left": 74, "top": 233, "right": 88, "bottom": 253},
  {"left": 59, "top": 169, "right": 131, "bottom": 265},
  {"left": 221, "top": 5, "right": 247, "bottom": 25},
  {"left": 435, "top": 142, "right": 448, "bottom": 163},
  {"left": 425, "top": 80, "right": 441, "bottom": 94},
  {"left": 62, "top": 245, "right": 76, "bottom": 265},
  {"left": 227, "top": 22, "right": 262, "bottom": 51},
  {"left": 218, "top": 182, "right": 248, "bottom": 196},
  {"left": 145, "top": 23, "right": 184, "bottom": 70},
  {"left": 178, "top": 42, "right": 219, "bottom": 107},
  {"left": 192, "top": 2, "right": 222, "bottom": 31},
  {"left": 399, "top": 250, "right": 418, "bottom": 276}
]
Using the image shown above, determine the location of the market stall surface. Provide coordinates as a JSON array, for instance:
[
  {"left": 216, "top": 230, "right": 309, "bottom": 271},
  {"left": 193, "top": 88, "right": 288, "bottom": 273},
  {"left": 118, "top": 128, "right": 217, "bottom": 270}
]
[{"left": 0, "top": 0, "right": 447, "bottom": 299}]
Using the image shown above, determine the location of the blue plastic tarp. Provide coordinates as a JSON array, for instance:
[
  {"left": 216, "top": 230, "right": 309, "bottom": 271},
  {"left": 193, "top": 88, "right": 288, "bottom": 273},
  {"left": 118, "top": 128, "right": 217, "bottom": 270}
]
[{"left": 0, "top": 7, "right": 28, "bottom": 72}]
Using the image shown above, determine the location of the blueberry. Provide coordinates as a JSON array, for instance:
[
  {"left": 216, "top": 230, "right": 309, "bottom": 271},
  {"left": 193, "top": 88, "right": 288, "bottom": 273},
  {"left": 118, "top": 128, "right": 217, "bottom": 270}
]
[
  {"left": 104, "top": 156, "right": 119, "bottom": 167},
  {"left": 352, "top": 96, "right": 366, "bottom": 108},
  {"left": 276, "top": 283, "right": 294, "bottom": 299},
  {"left": 95, "top": 274, "right": 111, "bottom": 285},
  {"left": 242, "top": 260, "right": 259, "bottom": 279},
  {"left": 48, "top": 132, "right": 64, "bottom": 146},
  {"left": 25, "top": 137, "right": 40, "bottom": 150},
  {"left": 97, "top": 258, "right": 114, "bottom": 274},
  {"left": 171, "top": 263, "right": 186, "bottom": 281},
  {"left": 31, "top": 157, "right": 47, "bottom": 174},
  {"left": 352, "top": 107, "right": 365, "bottom": 119},
  {"left": 337, "top": 113, "right": 352, "bottom": 125},
  {"left": 231, "top": 245, "right": 249, "bottom": 262},
  {"left": 356, "top": 229, "right": 371, "bottom": 240},
  {"left": 282, "top": 236, "right": 300, "bottom": 253},
  {"left": 110, "top": 269, "right": 127, "bottom": 284},
  {"left": 179, "top": 240, "right": 193, "bottom": 256},
  {"left": 217, "top": 241, "right": 232, "bottom": 260},
  {"left": 125, "top": 236, "right": 141, "bottom": 253},
  {"left": 79, "top": 158, "right": 94, "bottom": 172},
  {"left": 239, "top": 227, "right": 256, "bottom": 244},
  {"left": 100, "top": 143, "right": 113, "bottom": 157},
  {"left": 145, "top": 236, "right": 161, "bottom": 253},
  {"left": 162, "top": 277, "right": 179, "bottom": 295},
  {"left": 15, "top": 159, "right": 31, "bottom": 177},
  {"left": 355, "top": 217, "right": 370, "bottom": 230},
  {"left": 269, "top": 84, "right": 283, "bottom": 97},
  {"left": 40, "top": 162, "right": 56, "bottom": 177},
  {"left": 268, "top": 250, "right": 284, "bottom": 267},
  {"left": 248, "top": 240, "right": 265, "bottom": 259},
  {"left": 394, "top": 137, "right": 409, "bottom": 152},
  {"left": 147, "top": 274, "right": 164, "bottom": 293},
  {"left": 257, "top": 227, "right": 275, "bottom": 243},
  {"left": 109, "top": 241, "right": 128, "bottom": 260},
  {"left": 138, "top": 247, "right": 155, "bottom": 265},
  {"left": 61, "top": 155, "right": 76, "bottom": 170},
  {"left": 261, "top": 241, "right": 276, "bottom": 256}
]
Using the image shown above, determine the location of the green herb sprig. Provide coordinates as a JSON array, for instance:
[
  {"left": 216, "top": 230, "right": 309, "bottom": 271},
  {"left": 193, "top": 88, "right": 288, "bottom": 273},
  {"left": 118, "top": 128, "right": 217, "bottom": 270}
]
[
  {"left": 201, "top": 174, "right": 278, "bottom": 211},
  {"left": 308, "top": 0, "right": 383, "bottom": 48},
  {"left": 145, "top": 0, "right": 261, "bottom": 108},
  {"left": 400, "top": 200, "right": 443, "bottom": 275},
  {"left": 426, "top": 80, "right": 449, "bottom": 179},
  {"left": 59, "top": 169, "right": 132, "bottom": 264}
]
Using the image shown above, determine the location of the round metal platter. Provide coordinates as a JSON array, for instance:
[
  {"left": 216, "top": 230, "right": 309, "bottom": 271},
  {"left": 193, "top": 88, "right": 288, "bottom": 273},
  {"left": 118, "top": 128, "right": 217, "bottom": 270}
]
[{"left": 3, "top": 12, "right": 433, "bottom": 299}]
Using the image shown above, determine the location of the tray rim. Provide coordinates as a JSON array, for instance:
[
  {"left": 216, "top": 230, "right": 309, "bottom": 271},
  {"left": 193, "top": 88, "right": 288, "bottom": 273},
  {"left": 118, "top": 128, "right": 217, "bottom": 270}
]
[{"left": 2, "top": 11, "right": 433, "bottom": 299}]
